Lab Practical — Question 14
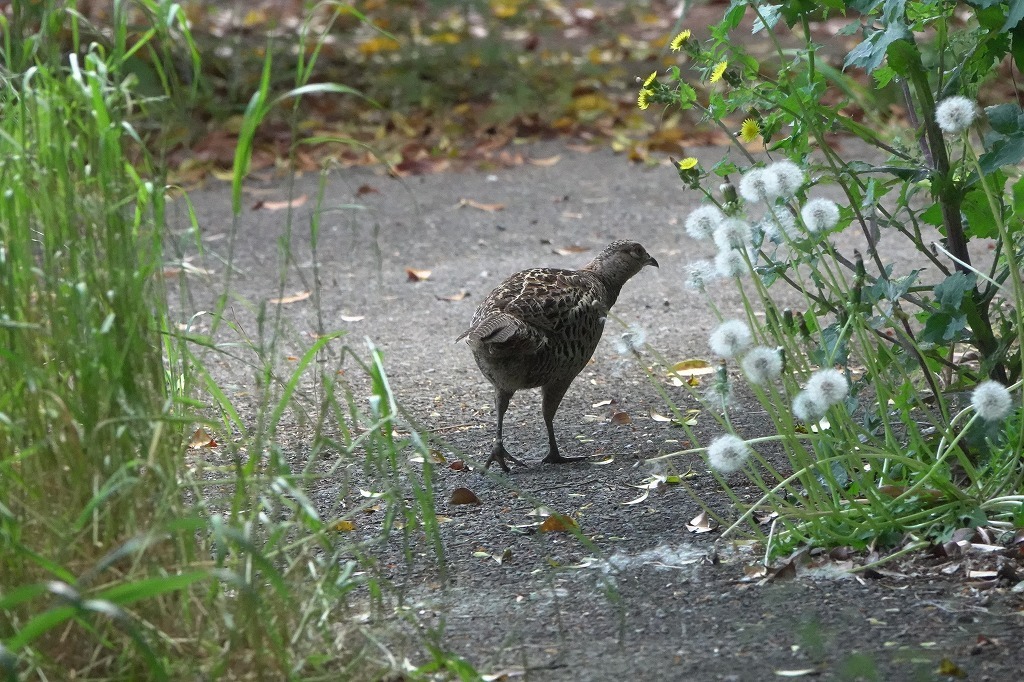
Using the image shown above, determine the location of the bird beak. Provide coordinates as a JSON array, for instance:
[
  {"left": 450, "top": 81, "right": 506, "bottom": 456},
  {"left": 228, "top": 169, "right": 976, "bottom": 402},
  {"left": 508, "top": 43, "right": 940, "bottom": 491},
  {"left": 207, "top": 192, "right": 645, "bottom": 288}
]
[{"left": 647, "top": 256, "right": 659, "bottom": 268}]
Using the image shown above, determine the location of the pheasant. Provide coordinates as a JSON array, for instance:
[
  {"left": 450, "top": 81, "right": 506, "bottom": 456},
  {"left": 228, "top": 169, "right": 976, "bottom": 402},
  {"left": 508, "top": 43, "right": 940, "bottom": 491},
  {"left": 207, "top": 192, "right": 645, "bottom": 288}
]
[{"left": 457, "top": 240, "right": 658, "bottom": 471}]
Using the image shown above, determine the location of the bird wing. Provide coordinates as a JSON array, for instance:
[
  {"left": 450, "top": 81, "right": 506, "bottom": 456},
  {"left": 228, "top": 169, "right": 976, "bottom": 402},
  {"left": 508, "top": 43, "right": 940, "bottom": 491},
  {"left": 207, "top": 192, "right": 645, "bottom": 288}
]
[{"left": 457, "top": 268, "right": 605, "bottom": 352}]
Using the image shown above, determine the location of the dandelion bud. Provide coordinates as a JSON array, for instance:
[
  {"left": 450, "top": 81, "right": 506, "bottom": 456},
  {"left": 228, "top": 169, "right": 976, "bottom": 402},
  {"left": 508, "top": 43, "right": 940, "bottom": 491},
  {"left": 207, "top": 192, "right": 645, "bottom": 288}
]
[{"left": 720, "top": 181, "right": 737, "bottom": 204}]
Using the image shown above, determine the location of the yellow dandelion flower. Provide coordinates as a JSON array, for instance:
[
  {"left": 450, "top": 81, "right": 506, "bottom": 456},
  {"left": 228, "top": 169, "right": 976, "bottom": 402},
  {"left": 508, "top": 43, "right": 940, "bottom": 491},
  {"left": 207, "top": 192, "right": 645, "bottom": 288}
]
[
  {"left": 677, "top": 157, "right": 699, "bottom": 170},
  {"left": 643, "top": 71, "right": 658, "bottom": 87},
  {"left": 638, "top": 89, "right": 652, "bottom": 110},
  {"left": 670, "top": 30, "right": 691, "bottom": 52},
  {"left": 709, "top": 61, "right": 728, "bottom": 83},
  {"left": 739, "top": 118, "right": 760, "bottom": 143}
]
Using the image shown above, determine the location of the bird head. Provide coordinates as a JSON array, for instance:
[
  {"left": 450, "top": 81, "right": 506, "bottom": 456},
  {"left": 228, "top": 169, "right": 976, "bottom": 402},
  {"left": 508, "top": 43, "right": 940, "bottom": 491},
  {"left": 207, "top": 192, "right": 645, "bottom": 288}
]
[{"left": 586, "top": 240, "right": 659, "bottom": 283}]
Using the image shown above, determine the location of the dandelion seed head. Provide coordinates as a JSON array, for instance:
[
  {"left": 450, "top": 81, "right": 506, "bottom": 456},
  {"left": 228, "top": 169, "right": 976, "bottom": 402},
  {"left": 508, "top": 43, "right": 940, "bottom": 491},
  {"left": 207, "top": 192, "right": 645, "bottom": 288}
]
[
  {"left": 738, "top": 167, "right": 781, "bottom": 204},
  {"left": 684, "top": 259, "right": 719, "bottom": 291},
  {"left": 741, "top": 346, "right": 783, "bottom": 385},
  {"left": 713, "top": 218, "right": 753, "bottom": 250},
  {"left": 935, "top": 96, "right": 977, "bottom": 135},
  {"left": 614, "top": 324, "right": 648, "bottom": 356},
  {"left": 707, "top": 434, "right": 750, "bottom": 473},
  {"left": 759, "top": 210, "right": 797, "bottom": 241},
  {"left": 792, "top": 391, "right": 825, "bottom": 422},
  {"left": 767, "top": 160, "right": 805, "bottom": 199},
  {"left": 685, "top": 204, "right": 724, "bottom": 241},
  {"left": 801, "top": 197, "right": 841, "bottom": 233},
  {"left": 805, "top": 368, "right": 849, "bottom": 407},
  {"left": 709, "top": 319, "right": 753, "bottom": 359},
  {"left": 714, "top": 247, "right": 747, "bottom": 278},
  {"left": 971, "top": 380, "right": 1014, "bottom": 421}
]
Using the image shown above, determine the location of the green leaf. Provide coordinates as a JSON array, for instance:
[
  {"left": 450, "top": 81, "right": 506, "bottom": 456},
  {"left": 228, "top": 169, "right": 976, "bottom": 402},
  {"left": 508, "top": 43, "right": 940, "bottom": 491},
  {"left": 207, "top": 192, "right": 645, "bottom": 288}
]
[
  {"left": 979, "top": 135, "right": 1024, "bottom": 173},
  {"left": 934, "top": 271, "right": 975, "bottom": 309},
  {"left": 1003, "top": 0, "right": 1024, "bottom": 31},
  {"left": 961, "top": 188, "right": 999, "bottom": 238},
  {"left": 753, "top": 4, "right": 782, "bottom": 32},
  {"left": 920, "top": 202, "right": 943, "bottom": 226},
  {"left": 985, "top": 103, "right": 1024, "bottom": 134}
]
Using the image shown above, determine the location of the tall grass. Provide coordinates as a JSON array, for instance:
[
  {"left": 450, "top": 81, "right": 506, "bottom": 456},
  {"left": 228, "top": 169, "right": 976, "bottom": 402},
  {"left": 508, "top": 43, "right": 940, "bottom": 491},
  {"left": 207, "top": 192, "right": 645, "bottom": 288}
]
[{"left": 0, "top": 2, "right": 464, "bottom": 678}]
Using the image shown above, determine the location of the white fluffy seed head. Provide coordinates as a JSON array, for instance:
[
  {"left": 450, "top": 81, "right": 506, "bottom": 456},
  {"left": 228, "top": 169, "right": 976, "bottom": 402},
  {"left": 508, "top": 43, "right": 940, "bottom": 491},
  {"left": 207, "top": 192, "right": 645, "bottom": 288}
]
[
  {"left": 714, "top": 248, "right": 747, "bottom": 278},
  {"left": 935, "top": 96, "right": 977, "bottom": 135},
  {"left": 805, "top": 368, "right": 850, "bottom": 407},
  {"left": 971, "top": 380, "right": 1014, "bottom": 421},
  {"left": 685, "top": 205, "right": 725, "bottom": 241},
  {"left": 614, "top": 323, "right": 647, "bottom": 355},
  {"left": 760, "top": 210, "right": 797, "bottom": 241},
  {"left": 792, "top": 391, "right": 825, "bottom": 422},
  {"left": 684, "top": 259, "right": 720, "bottom": 291},
  {"left": 738, "top": 168, "right": 781, "bottom": 204},
  {"left": 709, "top": 319, "right": 753, "bottom": 359},
  {"left": 767, "top": 160, "right": 805, "bottom": 199},
  {"left": 741, "top": 346, "right": 784, "bottom": 385},
  {"left": 713, "top": 218, "right": 753, "bottom": 250},
  {"left": 801, "top": 197, "right": 841, "bottom": 233},
  {"left": 707, "top": 434, "right": 751, "bottom": 473}
]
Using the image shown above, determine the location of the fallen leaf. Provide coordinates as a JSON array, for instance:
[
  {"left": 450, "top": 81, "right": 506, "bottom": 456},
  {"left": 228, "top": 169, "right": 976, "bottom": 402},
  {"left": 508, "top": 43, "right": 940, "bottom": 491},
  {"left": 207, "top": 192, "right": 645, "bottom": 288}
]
[
  {"left": 671, "top": 359, "right": 715, "bottom": 376},
  {"left": 539, "top": 514, "right": 578, "bottom": 533},
  {"left": 458, "top": 198, "right": 505, "bottom": 212},
  {"left": 449, "top": 460, "right": 467, "bottom": 471},
  {"left": 437, "top": 290, "right": 470, "bottom": 302},
  {"left": 528, "top": 154, "right": 562, "bottom": 167},
  {"left": 269, "top": 291, "right": 311, "bottom": 304},
  {"left": 256, "top": 194, "right": 308, "bottom": 211},
  {"left": 773, "top": 670, "right": 819, "bottom": 678},
  {"left": 450, "top": 487, "right": 482, "bottom": 505},
  {"left": 686, "top": 511, "right": 718, "bottom": 534},
  {"left": 938, "top": 658, "right": 967, "bottom": 678},
  {"left": 188, "top": 428, "right": 217, "bottom": 449},
  {"left": 592, "top": 399, "right": 614, "bottom": 408},
  {"left": 610, "top": 411, "right": 632, "bottom": 425},
  {"left": 340, "top": 315, "right": 365, "bottom": 322},
  {"left": 355, "top": 184, "right": 379, "bottom": 196},
  {"left": 331, "top": 520, "right": 356, "bottom": 532},
  {"left": 406, "top": 268, "right": 432, "bottom": 282},
  {"left": 553, "top": 245, "right": 589, "bottom": 255},
  {"left": 622, "top": 489, "right": 649, "bottom": 506}
]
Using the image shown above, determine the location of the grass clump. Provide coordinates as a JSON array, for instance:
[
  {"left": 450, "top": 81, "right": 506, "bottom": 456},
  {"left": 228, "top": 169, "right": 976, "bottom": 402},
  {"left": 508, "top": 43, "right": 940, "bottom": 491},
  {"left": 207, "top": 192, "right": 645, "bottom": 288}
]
[
  {"left": 640, "top": 1, "right": 1024, "bottom": 563},
  {"left": 0, "top": 3, "right": 468, "bottom": 679}
]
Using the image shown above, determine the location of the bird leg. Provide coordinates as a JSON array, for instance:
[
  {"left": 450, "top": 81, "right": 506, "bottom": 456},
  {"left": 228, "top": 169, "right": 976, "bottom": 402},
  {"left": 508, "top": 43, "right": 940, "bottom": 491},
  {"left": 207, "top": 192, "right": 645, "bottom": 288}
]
[
  {"left": 540, "top": 382, "right": 589, "bottom": 464},
  {"left": 485, "top": 389, "right": 524, "bottom": 472}
]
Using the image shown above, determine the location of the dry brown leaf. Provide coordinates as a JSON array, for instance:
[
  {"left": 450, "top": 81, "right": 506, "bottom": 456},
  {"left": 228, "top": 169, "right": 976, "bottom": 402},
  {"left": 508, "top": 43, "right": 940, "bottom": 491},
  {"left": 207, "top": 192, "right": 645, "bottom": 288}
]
[
  {"left": 458, "top": 198, "right": 506, "bottom": 212},
  {"left": 331, "top": 520, "right": 356, "bottom": 532},
  {"left": 528, "top": 154, "right": 562, "bottom": 167},
  {"left": 449, "top": 487, "right": 482, "bottom": 505},
  {"left": 610, "top": 411, "right": 632, "bottom": 425},
  {"left": 553, "top": 244, "right": 590, "bottom": 256},
  {"left": 449, "top": 460, "right": 467, "bottom": 471},
  {"left": 438, "top": 290, "right": 470, "bottom": 302},
  {"left": 257, "top": 194, "right": 308, "bottom": 211},
  {"left": 188, "top": 428, "right": 217, "bottom": 449},
  {"left": 539, "top": 514, "right": 578, "bottom": 533},
  {"left": 686, "top": 511, "right": 718, "bottom": 534},
  {"left": 406, "top": 268, "right": 432, "bottom": 282},
  {"left": 355, "top": 184, "right": 379, "bottom": 196},
  {"left": 269, "top": 291, "right": 311, "bottom": 304}
]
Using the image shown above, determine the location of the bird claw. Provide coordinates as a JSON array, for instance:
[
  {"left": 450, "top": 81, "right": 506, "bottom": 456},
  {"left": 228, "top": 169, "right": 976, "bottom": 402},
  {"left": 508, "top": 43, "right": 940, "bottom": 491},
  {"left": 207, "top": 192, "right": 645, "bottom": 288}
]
[
  {"left": 484, "top": 444, "right": 523, "bottom": 472},
  {"left": 542, "top": 452, "right": 591, "bottom": 465}
]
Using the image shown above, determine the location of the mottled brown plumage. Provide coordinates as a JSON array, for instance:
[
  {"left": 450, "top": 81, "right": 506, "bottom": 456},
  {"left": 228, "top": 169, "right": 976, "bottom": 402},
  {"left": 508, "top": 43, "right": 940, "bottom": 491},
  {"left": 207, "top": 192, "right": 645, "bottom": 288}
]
[{"left": 457, "top": 241, "right": 658, "bottom": 471}]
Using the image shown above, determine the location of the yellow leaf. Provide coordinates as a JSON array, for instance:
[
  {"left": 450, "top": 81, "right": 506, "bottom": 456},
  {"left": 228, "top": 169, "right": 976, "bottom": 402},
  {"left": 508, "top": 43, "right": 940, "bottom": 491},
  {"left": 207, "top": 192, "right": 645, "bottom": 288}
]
[
  {"left": 332, "top": 520, "right": 356, "bottom": 532},
  {"left": 269, "top": 291, "right": 311, "bottom": 304},
  {"left": 671, "top": 359, "right": 715, "bottom": 376}
]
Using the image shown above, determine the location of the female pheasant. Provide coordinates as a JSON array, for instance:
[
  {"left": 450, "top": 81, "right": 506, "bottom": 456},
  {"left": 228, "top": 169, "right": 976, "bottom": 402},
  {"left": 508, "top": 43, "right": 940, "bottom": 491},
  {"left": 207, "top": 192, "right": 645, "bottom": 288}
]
[{"left": 457, "top": 241, "right": 658, "bottom": 471}]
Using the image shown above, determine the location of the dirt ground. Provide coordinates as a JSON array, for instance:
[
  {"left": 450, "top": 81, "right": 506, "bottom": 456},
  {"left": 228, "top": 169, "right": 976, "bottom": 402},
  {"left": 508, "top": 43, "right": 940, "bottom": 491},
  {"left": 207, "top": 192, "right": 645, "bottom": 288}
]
[{"left": 173, "top": 140, "right": 1024, "bottom": 680}]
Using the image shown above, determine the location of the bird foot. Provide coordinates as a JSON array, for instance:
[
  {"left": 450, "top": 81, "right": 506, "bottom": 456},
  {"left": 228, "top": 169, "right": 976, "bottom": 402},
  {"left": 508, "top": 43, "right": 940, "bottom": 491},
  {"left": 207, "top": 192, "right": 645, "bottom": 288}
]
[
  {"left": 542, "top": 451, "right": 591, "bottom": 465},
  {"left": 484, "top": 444, "right": 524, "bottom": 472}
]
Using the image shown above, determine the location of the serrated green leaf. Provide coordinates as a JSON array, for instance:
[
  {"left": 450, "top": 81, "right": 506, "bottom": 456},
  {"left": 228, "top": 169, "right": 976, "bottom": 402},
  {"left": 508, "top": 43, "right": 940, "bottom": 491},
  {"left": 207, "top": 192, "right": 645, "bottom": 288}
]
[{"left": 935, "top": 271, "right": 975, "bottom": 308}]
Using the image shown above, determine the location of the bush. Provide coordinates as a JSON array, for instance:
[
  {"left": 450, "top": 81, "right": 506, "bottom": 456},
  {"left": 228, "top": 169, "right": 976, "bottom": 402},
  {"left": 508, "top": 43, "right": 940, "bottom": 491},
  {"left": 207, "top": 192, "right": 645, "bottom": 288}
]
[{"left": 641, "top": 1, "right": 1024, "bottom": 562}]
